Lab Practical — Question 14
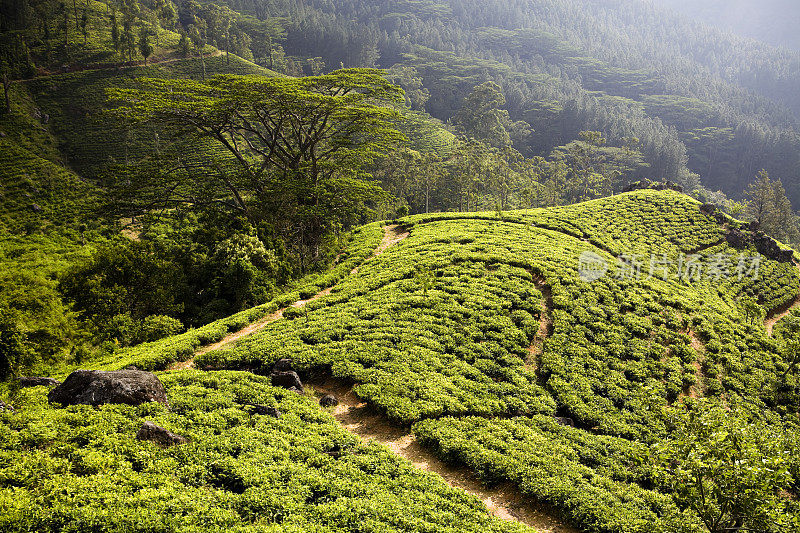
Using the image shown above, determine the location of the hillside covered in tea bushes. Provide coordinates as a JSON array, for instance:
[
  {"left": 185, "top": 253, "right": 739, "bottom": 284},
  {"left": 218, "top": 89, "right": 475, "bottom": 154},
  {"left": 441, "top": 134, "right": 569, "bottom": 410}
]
[
  {"left": 2, "top": 190, "right": 799, "bottom": 532},
  {"left": 2, "top": 0, "right": 800, "bottom": 530}
]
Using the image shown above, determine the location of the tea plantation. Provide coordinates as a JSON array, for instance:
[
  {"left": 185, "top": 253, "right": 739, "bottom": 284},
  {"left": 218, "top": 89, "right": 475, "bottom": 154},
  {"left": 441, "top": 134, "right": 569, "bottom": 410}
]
[
  {"left": 2, "top": 190, "right": 799, "bottom": 532},
  {"left": 0, "top": 371, "right": 531, "bottom": 533}
]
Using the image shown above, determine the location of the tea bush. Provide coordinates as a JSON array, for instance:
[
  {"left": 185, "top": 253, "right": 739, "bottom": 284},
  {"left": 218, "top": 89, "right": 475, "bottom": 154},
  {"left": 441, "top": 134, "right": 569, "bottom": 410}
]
[{"left": 0, "top": 371, "right": 530, "bottom": 533}]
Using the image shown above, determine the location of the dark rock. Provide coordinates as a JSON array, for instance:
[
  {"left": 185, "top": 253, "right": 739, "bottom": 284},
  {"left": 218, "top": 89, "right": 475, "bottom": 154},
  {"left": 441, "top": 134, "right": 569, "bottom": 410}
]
[
  {"left": 713, "top": 212, "right": 728, "bottom": 224},
  {"left": 555, "top": 416, "right": 576, "bottom": 427},
  {"left": 622, "top": 181, "right": 643, "bottom": 193},
  {"left": 18, "top": 376, "right": 61, "bottom": 388},
  {"left": 248, "top": 404, "right": 282, "bottom": 418},
  {"left": 135, "top": 421, "right": 187, "bottom": 447},
  {"left": 287, "top": 386, "right": 303, "bottom": 395},
  {"left": 48, "top": 369, "right": 170, "bottom": 407},
  {"left": 270, "top": 370, "right": 303, "bottom": 391},
  {"left": 748, "top": 221, "right": 759, "bottom": 232},
  {"left": 726, "top": 229, "right": 751, "bottom": 249},
  {"left": 272, "top": 358, "right": 294, "bottom": 372},
  {"left": 41, "top": 113, "right": 49, "bottom": 124},
  {"left": 749, "top": 233, "right": 794, "bottom": 263},
  {"left": 30, "top": 204, "right": 42, "bottom": 213},
  {"left": 325, "top": 443, "right": 346, "bottom": 459},
  {"left": 319, "top": 394, "right": 339, "bottom": 407},
  {"left": 699, "top": 203, "right": 717, "bottom": 216},
  {"left": 665, "top": 181, "right": 684, "bottom": 193},
  {"left": 0, "top": 401, "right": 13, "bottom": 413}
]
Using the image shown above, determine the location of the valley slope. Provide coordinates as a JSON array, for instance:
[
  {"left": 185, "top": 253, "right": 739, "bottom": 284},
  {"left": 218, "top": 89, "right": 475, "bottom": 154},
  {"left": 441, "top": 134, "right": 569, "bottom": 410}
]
[{"left": 2, "top": 190, "right": 799, "bottom": 532}]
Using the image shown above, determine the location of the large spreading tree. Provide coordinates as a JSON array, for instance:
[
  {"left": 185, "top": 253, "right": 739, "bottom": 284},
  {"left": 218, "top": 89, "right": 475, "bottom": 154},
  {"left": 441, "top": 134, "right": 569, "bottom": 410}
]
[{"left": 106, "top": 69, "right": 405, "bottom": 269}]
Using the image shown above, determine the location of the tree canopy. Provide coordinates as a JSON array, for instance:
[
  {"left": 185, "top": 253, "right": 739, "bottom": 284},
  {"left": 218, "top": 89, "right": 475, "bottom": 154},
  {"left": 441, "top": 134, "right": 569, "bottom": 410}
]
[{"left": 107, "top": 69, "right": 405, "bottom": 267}]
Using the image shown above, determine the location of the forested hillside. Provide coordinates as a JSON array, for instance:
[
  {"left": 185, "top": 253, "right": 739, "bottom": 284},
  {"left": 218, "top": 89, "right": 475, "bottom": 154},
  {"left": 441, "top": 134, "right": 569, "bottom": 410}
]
[{"left": 657, "top": 0, "right": 800, "bottom": 52}]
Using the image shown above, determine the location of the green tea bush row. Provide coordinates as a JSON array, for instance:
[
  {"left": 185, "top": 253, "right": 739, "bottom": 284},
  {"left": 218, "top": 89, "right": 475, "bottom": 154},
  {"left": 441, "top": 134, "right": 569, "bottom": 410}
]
[
  {"left": 414, "top": 415, "right": 701, "bottom": 533},
  {"left": 0, "top": 371, "right": 530, "bottom": 533}
]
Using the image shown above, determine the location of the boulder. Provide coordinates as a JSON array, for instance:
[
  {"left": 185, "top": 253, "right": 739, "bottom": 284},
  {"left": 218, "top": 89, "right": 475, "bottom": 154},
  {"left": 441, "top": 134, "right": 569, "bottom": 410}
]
[
  {"left": 699, "top": 203, "right": 717, "bottom": 216},
  {"left": 136, "top": 421, "right": 187, "bottom": 447},
  {"left": 18, "top": 376, "right": 61, "bottom": 388},
  {"left": 554, "top": 416, "right": 576, "bottom": 427},
  {"left": 270, "top": 370, "right": 303, "bottom": 392},
  {"left": 248, "top": 404, "right": 282, "bottom": 418},
  {"left": 320, "top": 394, "right": 339, "bottom": 407},
  {"left": 272, "top": 358, "right": 294, "bottom": 372},
  {"left": 726, "top": 229, "right": 751, "bottom": 249},
  {"left": 778, "top": 249, "right": 795, "bottom": 263},
  {"left": 48, "top": 369, "right": 169, "bottom": 407}
]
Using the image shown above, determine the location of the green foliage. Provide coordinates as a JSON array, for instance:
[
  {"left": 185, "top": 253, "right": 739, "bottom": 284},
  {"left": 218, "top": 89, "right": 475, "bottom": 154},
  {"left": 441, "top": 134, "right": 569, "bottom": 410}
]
[
  {"left": 414, "top": 415, "right": 694, "bottom": 533},
  {"left": 107, "top": 69, "right": 404, "bottom": 269},
  {"left": 746, "top": 170, "right": 800, "bottom": 248},
  {"left": 654, "top": 401, "right": 797, "bottom": 533},
  {"left": 0, "top": 271, "right": 79, "bottom": 378},
  {"left": 103, "top": 313, "right": 183, "bottom": 347},
  {"left": 60, "top": 239, "right": 189, "bottom": 324},
  {"left": 452, "top": 81, "right": 530, "bottom": 149},
  {"left": 191, "top": 190, "right": 799, "bottom": 530},
  {"left": 0, "top": 371, "right": 531, "bottom": 533},
  {"left": 92, "top": 221, "right": 383, "bottom": 372}
]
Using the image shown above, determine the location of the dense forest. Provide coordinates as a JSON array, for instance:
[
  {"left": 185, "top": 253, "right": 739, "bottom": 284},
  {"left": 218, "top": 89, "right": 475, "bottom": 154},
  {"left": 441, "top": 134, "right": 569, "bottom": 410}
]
[{"left": 657, "top": 0, "right": 800, "bottom": 52}]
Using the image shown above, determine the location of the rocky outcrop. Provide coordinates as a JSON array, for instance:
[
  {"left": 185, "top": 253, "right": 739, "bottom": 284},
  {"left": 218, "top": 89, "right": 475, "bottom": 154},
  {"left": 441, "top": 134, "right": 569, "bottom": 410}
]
[
  {"left": 726, "top": 229, "right": 750, "bottom": 249},
  {"left": 18, "top": 376, "right": 61, "bottom": 388},
  {"left": 270, "top": 371, "right": 303, "bottom": 392},
  {"left": 702, "top": 205, "right": 795, "bottom": 264},
  {"left": 272, "top": 359, "right": 294, "bottom": 372},
  {"left": 136, "top": 421, "right": 187, "bottom": 447},
  {"left": 320, "top": 394, "right": 339, "bottom": 407},
  {"left": 698, "top": 203, "right": 729, "bottom": 224},
  {"left": 725, "top": 229, "right": 795, "bottom": 263},
  {"left": 48, "top": 370, "right": 170, "bottom": 407},
  {"left": 269, "top": 359, "right": 303, "bottom": 392},
  {"left": 246, "top": 404, "right": 282, "bottom": 418}
]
